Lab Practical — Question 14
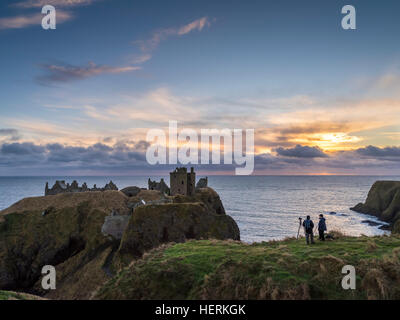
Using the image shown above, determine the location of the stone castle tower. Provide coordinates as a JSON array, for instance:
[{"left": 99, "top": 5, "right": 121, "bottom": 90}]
[{"left": 170, "top": 167, "right": 196, "bottom": 196}]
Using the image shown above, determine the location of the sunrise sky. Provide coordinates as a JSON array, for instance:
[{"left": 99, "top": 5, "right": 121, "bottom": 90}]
[{"left": 0, "top": 0, "right": 399, "bottom": 175}]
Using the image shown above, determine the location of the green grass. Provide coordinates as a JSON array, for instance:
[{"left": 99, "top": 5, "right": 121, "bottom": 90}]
[
  {"left": 0, "top": 291, "right": 24, "bottom": 300},
  {"left": 96, "top": 234, "right": 400, "bottom": 300}
]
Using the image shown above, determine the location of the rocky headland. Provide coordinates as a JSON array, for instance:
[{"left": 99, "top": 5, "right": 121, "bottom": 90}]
[
  {"left": 351, "top": 181, "right": 400, "bottom": 232},
  {"left": 2, "top": 178, "right": 400, "bottom": 300},
  {"left": 0, "top": 185, "right": 239, "bottom": 299}
]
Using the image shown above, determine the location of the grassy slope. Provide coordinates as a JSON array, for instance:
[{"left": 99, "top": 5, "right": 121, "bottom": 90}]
[
  {"left": 96, "top": 234, "right": 400, "bottom": 300},
  {"left": 0, "top": 290, "right": 45, "bottom": 300}
]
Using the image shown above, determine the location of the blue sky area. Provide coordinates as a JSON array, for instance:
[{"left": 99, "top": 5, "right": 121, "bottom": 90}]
[{"left": 0, "top": 0, "right": 399, "bottom": 175}]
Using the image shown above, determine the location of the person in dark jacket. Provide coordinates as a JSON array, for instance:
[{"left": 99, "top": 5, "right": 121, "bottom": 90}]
[
  {"left": 302, "top": 215, "right": 315, "bottom": 244},
  {"left": 318, "top": 214, "right": 327, "bottom": 241}
]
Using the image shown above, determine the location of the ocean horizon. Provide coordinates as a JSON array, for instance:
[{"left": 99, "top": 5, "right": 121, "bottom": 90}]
[{"left": 1, "top": 175, "right": 397, "bottom": 242}]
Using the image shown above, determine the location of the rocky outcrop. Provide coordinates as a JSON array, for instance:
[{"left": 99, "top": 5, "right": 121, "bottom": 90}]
[
  {"left": 101, "top": 214, "right": 130, "bottom": 240},
  {"left": 351, "top": 181, "right": 400, "bottom": 228},
  {"left": 196, "top": 177, "right": 208, "bottom": 189},
  {"left": 0, "top": 191, "right": 129, "bottom": 299},
  {"left": 0, "top": 186, "right": 239, "bottom": 299},
  {"left": 117, "top": 201, "right": 240, "bottom": 261}
]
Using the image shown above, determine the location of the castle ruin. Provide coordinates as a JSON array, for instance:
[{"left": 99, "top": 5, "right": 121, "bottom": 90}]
[
  {"left": 148, "top": 178, "right": 170, "bottom": 195},
  {"left": 170, "top": 167, "right": 196, "bottom": 196},
  {"left": 45, "top": 180, "right": 118, "bottom": 196}
]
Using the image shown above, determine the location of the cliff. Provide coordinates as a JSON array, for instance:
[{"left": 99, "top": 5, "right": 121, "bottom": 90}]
[
  {"left": 351, "top": 181, "right": 400, "bottom": 231},
  {"left": 0, "top": 187, "right": 239, "bottom": 299}
]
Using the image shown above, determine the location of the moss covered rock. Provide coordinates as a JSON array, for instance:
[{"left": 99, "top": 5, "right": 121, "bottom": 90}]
[
  {"left": 116, "top": 200, "right": 240, "bottom": 263},
  {"left": 0, "top": 187, "right": 240, "bottom": 299},
  {"left": 351, "top": 181, "right": 400, "bottom": 225},
  {"left": 0, "top": 191, "right": 129, "bottom": 299}
]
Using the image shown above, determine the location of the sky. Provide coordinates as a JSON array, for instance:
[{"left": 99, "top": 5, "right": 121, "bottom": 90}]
[{"left": 0, "top": 0, "right": 399, "bottom": 175}]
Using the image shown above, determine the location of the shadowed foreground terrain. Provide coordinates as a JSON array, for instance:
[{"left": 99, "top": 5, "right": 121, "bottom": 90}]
[
  {"left": 0, "top": 290, "right": 45, "bottom": 300},
  {"left": 1, "top": 181, "right": 400, "bottom": 300},
  {"left": 0, "top": 187, "right": 239, "bottom": 299},
  {"left": 96, "top": 235, "right": 400, "bottom": 300}
]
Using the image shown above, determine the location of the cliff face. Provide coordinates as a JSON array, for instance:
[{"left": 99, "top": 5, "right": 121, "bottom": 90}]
[
  {"left": 113, "top": 187, "right": 239, "bottom": 266},
  {"left": 117, "top": 203, "right": 239, "bottom": 263},
  {"left": 0, "top": 187, "right": 239, "bottom": 299},
  {"left": 0, "top": 191, "right": 129, "bottom": 299},
  {"left": 351, "top": 181, "right": 400, "bottom": 229}
]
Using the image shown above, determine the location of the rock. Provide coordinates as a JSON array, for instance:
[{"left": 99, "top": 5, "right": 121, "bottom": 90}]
[
  {"left": 0, "top": 186, "right": 239, "bottom": 299},
  {"left": 101, "top": 214, "right": 130, "bottom": 240},
  {"left": 0, "top": 191, "right": 129, "bottom": 299},
  {"left": 328, "top": 212, "right": 337, "bottom": 215},
  {"left": 393, "top": 220, "right": 400, "bottom": 234},
  {"left": 127, "top": 200, "right": 144, "bottom": 210},
  {"left": 361, "top": 220, "right": 381, "bottom": 227},
  {"left": 196, "top": 177, "right": 208, "bottom": 189},
  {"left": 351, "top": 181, "right": 400, "bottom": 226},
  {"left": 378, "top": 224, "right": 391, "bottom": 231},
  {"left": 117, "top": 202, "right": 240, "bottom": 260},
  {"left": 179, "top": 187, "right": 226, "bottom": 215},
  {"left": 120, "top": 186, "right": 141, "bottom": 197}
]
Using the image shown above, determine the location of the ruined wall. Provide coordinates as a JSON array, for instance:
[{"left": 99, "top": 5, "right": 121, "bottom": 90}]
[
  {"left": 148, "top": 178, "right": 170, "bottom": 195},
  {"left": 187, "top": 169, "right": 196, "bottom": 196},
  {"left": 45, "top": 180, "right": 118, "bottom": 196}
]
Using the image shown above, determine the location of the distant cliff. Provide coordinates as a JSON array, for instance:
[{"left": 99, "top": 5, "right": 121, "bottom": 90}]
[{"left": 351, "top": 181, "right": 400, "bottom": 232}]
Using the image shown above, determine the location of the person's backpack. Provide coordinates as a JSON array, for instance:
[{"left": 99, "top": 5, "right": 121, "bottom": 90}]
[{"left": 304, "top": 219, "right": 313, "bottom": 232}]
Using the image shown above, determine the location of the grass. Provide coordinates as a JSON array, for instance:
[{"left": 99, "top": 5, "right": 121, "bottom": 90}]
[
  {"left": 0, "top": 290, "right": 24, "bottom": 300},
  {"left": 0, "top": 290, "right": 48, "bottom": 300},
  {"left": 96, "top": 234, "right": 400, "bottom": 300}
]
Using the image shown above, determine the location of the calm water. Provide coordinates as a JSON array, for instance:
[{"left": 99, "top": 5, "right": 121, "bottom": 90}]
[{"left": 0, "top": 176, "right": 397, "bottom": 242}]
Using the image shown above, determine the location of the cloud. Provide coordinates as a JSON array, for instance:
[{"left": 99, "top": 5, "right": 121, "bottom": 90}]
[
  {"left": 275, "top": 145, "right": 328, "bottom": 158},
  {"left": 0, "top": 141, "right": 149, "bottom": 171},
  {"left": 13, "top": 0, "right": 99, "bottom": 8},
  {"left": 356, "top": 145, "right": 400, "bottom": 160},
  {"left": 1, "top": 140, "right": 399, "bottom": 175},
  {"left": 0, "top": 11, "right": 72, "bottom": 30},
  {"left": 177, "top": 17, "right": 211, "bottom": 35},
  {"left": 130, "top": 54, "right": 152, "bottom": 65},
  {"left": 136, "top": 17, "right": 212, "bottom": 53},
  {"left": 82, "top": 88, "right": 203, "bottom": 125},
  {"left": 37, "top": 62, "right": 140, "bottom": 83},
  {"left": 1, "top": 142, "right": 45, "bottom": 155},
  {"left": 0, "top": 129, "right": 21, "bottom": 141}
]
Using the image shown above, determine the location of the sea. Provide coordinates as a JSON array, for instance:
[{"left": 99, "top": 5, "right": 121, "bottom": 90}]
[{"left": 0, "top": 175, "right": 397, "bottom": 243}]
